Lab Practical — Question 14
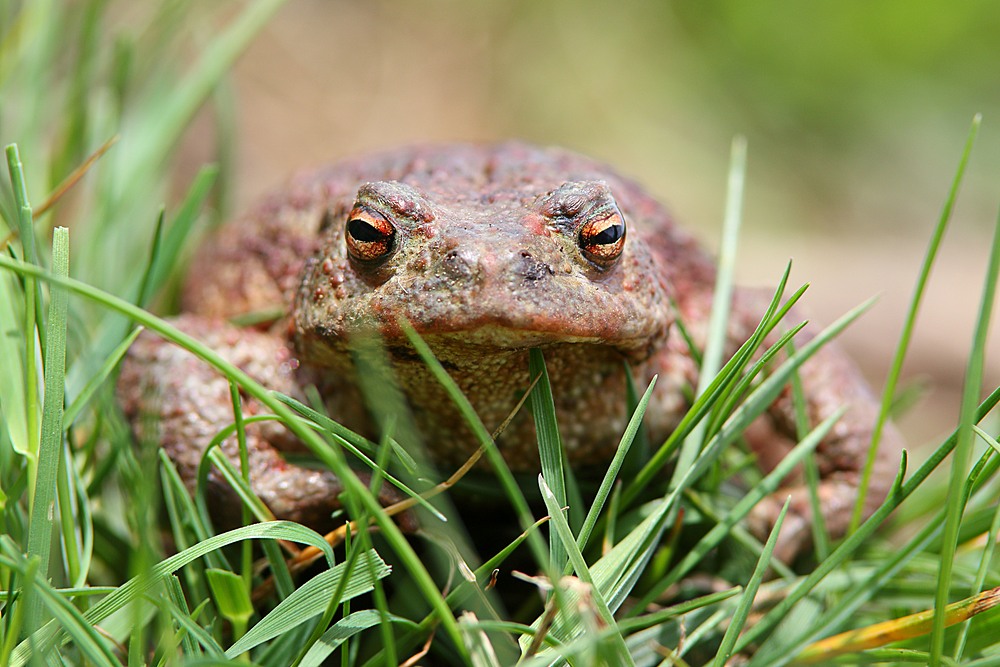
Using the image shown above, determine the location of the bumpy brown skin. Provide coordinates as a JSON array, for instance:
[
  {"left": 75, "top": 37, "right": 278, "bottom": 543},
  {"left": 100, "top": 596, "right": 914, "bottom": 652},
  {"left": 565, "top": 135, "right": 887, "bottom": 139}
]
[{"left": 118, "top": 142, "right": 902, "bottom": 559}]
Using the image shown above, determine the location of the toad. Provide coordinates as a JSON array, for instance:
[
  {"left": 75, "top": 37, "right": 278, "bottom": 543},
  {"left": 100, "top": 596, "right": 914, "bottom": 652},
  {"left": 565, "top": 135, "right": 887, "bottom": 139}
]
[{"left": 117, "top": 142, "right": 901, "bottom": 560}]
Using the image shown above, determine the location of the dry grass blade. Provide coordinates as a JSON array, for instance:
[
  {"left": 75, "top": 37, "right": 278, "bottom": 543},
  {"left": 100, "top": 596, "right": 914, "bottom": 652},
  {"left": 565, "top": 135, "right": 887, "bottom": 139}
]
[
  {"left": 794, "top": 585, "right": 1000, "bottom": 664},
  {"left": 36, "top": 136, "right": 118, "bottom": 217},
  {"left": 1, "top": 136, "right": 118, "bottom": 249}
]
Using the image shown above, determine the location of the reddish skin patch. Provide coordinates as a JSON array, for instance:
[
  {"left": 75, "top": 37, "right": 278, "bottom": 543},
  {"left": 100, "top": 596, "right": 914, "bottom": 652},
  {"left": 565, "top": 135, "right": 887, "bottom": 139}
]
[
  {"left": 119, "top": 142, "right": 902, "bottom": 562},
  {"left": 523, "top": 212, "right": 551, "bottom": 236}
]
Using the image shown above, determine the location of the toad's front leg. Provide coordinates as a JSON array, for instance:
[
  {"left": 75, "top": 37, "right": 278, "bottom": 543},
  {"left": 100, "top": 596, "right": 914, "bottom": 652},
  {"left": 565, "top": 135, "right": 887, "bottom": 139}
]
[
  {"left": 731, "top": 296, "right": 904, "bottom": 562},
  {"left": 651, "top": 287, "right": 904, "bottom": 563},
  {"left": 117, "top": 315, "right": 363, "bottom": 529}
]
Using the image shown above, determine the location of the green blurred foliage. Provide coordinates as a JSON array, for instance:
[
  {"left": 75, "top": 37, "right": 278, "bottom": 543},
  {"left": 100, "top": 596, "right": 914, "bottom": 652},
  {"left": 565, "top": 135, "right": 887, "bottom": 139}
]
[
  {"left": 674, "top": 1, "right": 1000, "bottom": 141},
  {"left": 462, "top": 0, "right": 1000, "bottom": 232}
]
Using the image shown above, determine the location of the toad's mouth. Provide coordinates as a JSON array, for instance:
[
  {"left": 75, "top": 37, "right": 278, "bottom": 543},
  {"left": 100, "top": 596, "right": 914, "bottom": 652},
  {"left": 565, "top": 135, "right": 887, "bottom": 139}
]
[
  {"left": 341, "top": 296, "right": 667, "bottom": 351},
  {"left": 297, "top": 318, "right": 664, "bottom": 372},
  {"left": 397, "top": 322, "right": 658, "bottom": 358}
]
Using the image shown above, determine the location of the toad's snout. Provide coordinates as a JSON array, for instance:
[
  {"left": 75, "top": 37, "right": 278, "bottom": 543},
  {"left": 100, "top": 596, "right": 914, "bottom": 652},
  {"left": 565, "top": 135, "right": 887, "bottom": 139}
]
[{"left": 441, "top": 247, "right": 555, "bottom": 286}]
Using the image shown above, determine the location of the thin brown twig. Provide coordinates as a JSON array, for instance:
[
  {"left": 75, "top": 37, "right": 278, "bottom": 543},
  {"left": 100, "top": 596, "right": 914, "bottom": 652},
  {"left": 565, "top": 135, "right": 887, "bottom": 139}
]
[{"left": 36, "top": 135, "right": 119, "bottom": 217}]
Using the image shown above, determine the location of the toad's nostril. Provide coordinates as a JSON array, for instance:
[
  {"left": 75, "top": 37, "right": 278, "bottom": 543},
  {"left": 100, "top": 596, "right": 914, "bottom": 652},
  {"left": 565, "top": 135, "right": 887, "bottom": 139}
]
[{"left": 518, "top": 252, "right": 553, "bottom": 282}]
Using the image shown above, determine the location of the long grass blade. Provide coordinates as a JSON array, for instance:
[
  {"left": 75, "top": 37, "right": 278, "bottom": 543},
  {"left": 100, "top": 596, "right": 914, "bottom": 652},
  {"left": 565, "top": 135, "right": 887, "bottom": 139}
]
[
  {"left": 24, "top": 226, "right": 69, "bottom": 633},
  {"left": 572, "top": 376, "right": 656, "bottom": 563},
  {"left": 537, "top": 475, "right": 635, "bottom": 666},
  {"left": 930, "top": 173, "right": 1000, "bottom": 665},
  {"left": 400, "top": 319, "right": 548, "bottom": 566},
  {"left": 955, "top": 427, "right": 1000, "bottom": 658},
  {"left": 5, "top": 145, "right": 42, "bottom": 473},
  {"left": 0, "top": 548, "right": 118, "bottom": 667},
  {"left": 674, "top": 135, "right": 747, "bottom": 481},
  {"left": 628, "top": 265, "right": 800, "bottom": 502},
  {"left": 713, "top": 498, "right": 788, "bottom": 666},
  {"left": 850, "top": 113, "right": 982, "bottom": 533},
  {"left": 529, "top": 349, "right": 568, "bottom": 570},
  {"left": 633, "top": 408, "right": 844, "bottom": 615},
  {"left": 225, "top": 550, "right": 391, "bottom": 657}
]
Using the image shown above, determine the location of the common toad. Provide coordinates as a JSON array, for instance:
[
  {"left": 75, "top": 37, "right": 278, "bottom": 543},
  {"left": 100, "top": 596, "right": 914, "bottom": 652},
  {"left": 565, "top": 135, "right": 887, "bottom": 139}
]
[{"left": 117, "top": 142, "right": 901, "bottom": 560}]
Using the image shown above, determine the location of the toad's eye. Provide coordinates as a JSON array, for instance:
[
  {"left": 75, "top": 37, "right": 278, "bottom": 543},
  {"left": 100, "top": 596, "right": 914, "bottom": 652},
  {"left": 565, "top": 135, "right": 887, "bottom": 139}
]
[
  {"left": 578, "top": 207, "right": 626, "bottom": 266},
  {"left": 345, "top": 206, "right": 396, "bottom": 262}
]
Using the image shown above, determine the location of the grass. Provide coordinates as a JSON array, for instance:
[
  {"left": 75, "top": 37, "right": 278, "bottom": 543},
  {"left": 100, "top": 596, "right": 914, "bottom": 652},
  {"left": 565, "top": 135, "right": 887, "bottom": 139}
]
[{"left": 2, "top": 2, "right": 1000, "bottom": 665}]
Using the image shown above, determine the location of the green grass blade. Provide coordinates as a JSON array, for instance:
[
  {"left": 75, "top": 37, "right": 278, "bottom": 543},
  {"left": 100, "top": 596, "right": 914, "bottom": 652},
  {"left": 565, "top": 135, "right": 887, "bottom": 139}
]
[
  {"left": 225, "top": 549, "right": 391, "bottom": 657},
  {"left": 575, "top": 502, "right": 671, "bottom": 615},
  {"left": 529, "top": 349, "right": 568, "bottom": 570},
  {"left": 707, "top": 320, "right": 808, "bottom": 435},
  {"left": 399, "top": 319, "right": 548, "bottom": 567},
  {"left": 713, "top": 498, "right": 789, "bottom": 667},
  {"left": 273, "top": 395, "right": 437, "bottom": 517},
  {"left": 595, "top": 302, "right": 871, "bottom": 639},
  {"left": 0, "top": 265, "right": 30, "bottom": 456},
  {"left": 132, "top": 0, "right": 286, "bottom": 179},
  {"left": 850, "top": 113, "right": 982, "bottom": 533},
  {"left": 141, "top": 165, "right": 219, "bottom": 306},
  {"left": 229, "top": 381, "right": 254, "bottom": 592},
  {"left": 0, "top": 545, "right": 37, "bottom": 667},
  {"left": 276, "top": 393, "right": 419, "bottom": 472},
  {"left": 674, "top": 135, "right": 747, "bottom": 480},
  {"left": 789, "top": 349, "right": 830, "bottom": 558},
  {"left": 0, "top": 549, "right": 118, "bottom": 667},
  {"left": 55, "top": 437, "right": 84, "bottom": 587},
  {"left": 205, "top": 568, "right": 253, "bottom": 642},
  {"left": 157, "top": 450, "right": 228, "bottom": 575},
  {"left": 5, "top": 145, "right": 41, "bottom": 474},
  {"left": 628, "top": 265, "right": 800, "bottom": 503},
  {"left": 160, "top": 583, "right": 225, "bottom": 657},
  {"left": 134, "top": 209, "right": 165, "bottom": 310},
  {"left": 676, "top": 299, "right": 874, "bottom": 502},
  {"left": 631, "top": 408, "right": 844, "bottom": 615},
  {"left": 537, "top": 474, "right": 635, "bottom": 666},
  {"left": 62, "top": 325, "right": 141, "bottom": 427},
  {"left": 203, "top": 447, "right": 276, "bottom": 523},
  {"left": 10, "top": 521, "right": 336, "bottom": 666},
  {"left": 956, "top": 427, "right": 1000, "bottom": 658},
  {"left": 571, "top": 376, "right": 656, "bottom": 563},
  {"left": 5, "top": 145, "right": 38, "bottom": 268},
  {"left": 735, "top": 383, "right": 1000, "bottom": 657},
  {"left": 930, "top": 174, "right": 1000, "bottom": 665},
  {"left": 24, "top": 226, "right": 68, "bottom": 633},
  {"left": 299, "top": 610, "right": 417, "bottom": 667}
]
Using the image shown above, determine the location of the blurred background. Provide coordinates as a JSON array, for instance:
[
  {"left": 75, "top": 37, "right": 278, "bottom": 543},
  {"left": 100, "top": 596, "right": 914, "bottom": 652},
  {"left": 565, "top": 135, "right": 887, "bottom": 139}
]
[{"left": 6, "top": 0, "right": 1000, "bottom": 447}]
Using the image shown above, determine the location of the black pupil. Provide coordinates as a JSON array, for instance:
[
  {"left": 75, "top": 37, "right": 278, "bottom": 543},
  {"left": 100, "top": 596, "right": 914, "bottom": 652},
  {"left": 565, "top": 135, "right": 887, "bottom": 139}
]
[
  {"left": 348, "top": 218, "right": 384, "bottom": 242},
  {"left": 591, "top": 222, "right": 623, "bottom": 246}
]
